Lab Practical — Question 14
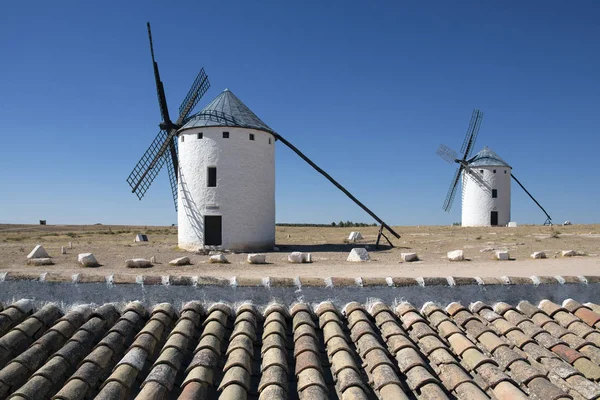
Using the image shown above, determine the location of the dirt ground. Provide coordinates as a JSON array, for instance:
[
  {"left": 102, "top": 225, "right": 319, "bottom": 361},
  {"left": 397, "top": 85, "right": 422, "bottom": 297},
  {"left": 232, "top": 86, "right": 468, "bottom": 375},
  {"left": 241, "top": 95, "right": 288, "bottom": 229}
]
[{"left": 0, "top": 224, "right": 599, "bottom": 278}]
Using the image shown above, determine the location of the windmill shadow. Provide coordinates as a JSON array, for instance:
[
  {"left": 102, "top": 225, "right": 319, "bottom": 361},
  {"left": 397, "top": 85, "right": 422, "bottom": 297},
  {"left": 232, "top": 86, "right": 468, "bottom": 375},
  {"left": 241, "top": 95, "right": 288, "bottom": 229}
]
[
  {"left": 275, "top": 243, "right": 394, "bottom": 253},
  {"left": 179, "top": 169, "right": 204, "bottom": 243}
]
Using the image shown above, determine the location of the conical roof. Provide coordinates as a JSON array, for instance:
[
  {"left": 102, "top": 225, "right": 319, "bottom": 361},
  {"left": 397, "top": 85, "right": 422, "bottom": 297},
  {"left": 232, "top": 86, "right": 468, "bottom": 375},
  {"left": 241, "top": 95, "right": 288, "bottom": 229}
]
[
  {"left": 467, "top": 146, "right": 511, "bottom": 168},
  {"left": 181, "top": 89, "right": 275, "bottom": 134}
]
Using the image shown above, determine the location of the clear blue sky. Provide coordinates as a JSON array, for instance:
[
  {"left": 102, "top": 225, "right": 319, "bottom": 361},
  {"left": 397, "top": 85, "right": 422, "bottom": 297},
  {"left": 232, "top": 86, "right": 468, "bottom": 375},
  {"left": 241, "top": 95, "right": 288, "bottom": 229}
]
[{"left": 1, "top": 1, "right": 598, "bottom": 226}]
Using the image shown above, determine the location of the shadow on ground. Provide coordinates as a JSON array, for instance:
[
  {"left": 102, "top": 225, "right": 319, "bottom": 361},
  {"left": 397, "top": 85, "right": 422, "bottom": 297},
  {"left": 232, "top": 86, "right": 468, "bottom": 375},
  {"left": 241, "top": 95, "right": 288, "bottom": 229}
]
[{"left": 275, "top": 243, "right": 395, "bottom": 253}]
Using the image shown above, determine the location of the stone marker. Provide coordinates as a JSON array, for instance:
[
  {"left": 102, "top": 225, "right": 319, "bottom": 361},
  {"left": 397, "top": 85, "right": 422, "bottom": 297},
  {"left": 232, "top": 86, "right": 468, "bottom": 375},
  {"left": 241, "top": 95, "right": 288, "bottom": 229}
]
[
  {"left": 447, "top": 250, "right": 464, "bottom": 261},
  {"left": 209, "top": 254, "right": 228, "bottom": 264},
  {"left": 134, "top": 234, "right": 148, "bottom": 242},
  {"left": 347, "top": 248, "right": 369, "bottom": 262},
  {"left": 562, "top": 250, "right": 576, "bottom": 257},
  {"left": 531, "top": 251, "right": 546, "bottom": 259},
  {"left": 150, "top": 256, "right": 157, "bottom": 264},
  {"left": 78, "top": 253, "right": 99, "bottom": 267},
  {"left": 508, "top": 222, "right": 518, "bottom": 228},
  {"left": 125, "top": 258, "right": 153, "bottom": 268},
  {"left": 169, "top": 256, "right": 191, "bottom": 266},
  {"left": 288, "top": 252, "right": 311, "bottom": 263},
  {"left": 495, "top": 250, "right": 510, "bottom": 260},
  {"left": 27, "top": 258, "right": 53, "bottom": 266},
  {"left": 68, "top": 242, "right": 72, "bottom": 249},
  {"left": 27, "top": 244, "right": 49, "bottom": 259},
  {"left": 248, "top": 254, "right": 266, "bottom": 264},
  {"left": 401, "top": 252, "right": 419, "bottom": 262},
  {"left": 61, "top": 246, "right": 66, "bottom": 255},
  {"left": 348, "top": 232, "right": 363, "bottom": 242}
]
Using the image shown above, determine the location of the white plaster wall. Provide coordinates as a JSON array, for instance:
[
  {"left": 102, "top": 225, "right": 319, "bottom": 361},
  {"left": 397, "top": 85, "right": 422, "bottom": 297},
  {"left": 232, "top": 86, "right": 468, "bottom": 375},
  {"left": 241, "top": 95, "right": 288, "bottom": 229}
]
[
  {"left": 177, "top": 126, "right": 275, "bottom": 251},
  {"left": 461, "top": 165, "right": 511, "bottom": 226}
]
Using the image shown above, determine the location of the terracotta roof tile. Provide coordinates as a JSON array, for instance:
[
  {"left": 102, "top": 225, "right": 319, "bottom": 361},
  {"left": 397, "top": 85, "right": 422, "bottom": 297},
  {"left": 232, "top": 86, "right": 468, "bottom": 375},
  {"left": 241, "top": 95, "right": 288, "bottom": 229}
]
[{"left": 1, "top": 295, "right": 600, "bottom": 398}]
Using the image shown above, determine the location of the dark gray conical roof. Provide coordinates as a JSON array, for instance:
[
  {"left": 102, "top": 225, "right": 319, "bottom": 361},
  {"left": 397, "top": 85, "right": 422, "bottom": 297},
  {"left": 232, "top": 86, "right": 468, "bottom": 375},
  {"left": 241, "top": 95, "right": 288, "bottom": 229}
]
[
  {"left": 181, "top": 89, "right": 275, "bottom": 134},
  {"left": 468, "top": 146, "right": 511, "bottom": 168}
]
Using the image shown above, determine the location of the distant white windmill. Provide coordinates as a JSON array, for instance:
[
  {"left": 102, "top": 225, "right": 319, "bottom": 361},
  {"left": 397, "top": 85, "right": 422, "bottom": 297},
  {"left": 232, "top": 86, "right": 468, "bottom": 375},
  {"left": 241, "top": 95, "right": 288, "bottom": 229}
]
[{"left": 437, "top": 110, "right": 552, "bottom": 226}]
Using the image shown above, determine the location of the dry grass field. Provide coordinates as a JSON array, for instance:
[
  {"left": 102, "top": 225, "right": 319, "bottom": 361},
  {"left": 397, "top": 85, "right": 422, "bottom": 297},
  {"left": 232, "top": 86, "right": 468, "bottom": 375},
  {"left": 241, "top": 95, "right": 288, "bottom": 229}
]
[{"left": 0, "top": 223, "right": 599, "bottom": 278}]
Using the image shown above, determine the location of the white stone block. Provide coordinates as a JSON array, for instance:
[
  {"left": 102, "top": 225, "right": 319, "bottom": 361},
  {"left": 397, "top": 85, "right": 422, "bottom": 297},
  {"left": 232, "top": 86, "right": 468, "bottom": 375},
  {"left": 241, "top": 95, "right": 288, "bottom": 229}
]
[
  {"left": 61, "top": 246, "right": 66, "bottom": 255},
  {"left": 401, "top": 252, "right": 419, "bottom": 262},
  {"left": 348, "top": 232, "right": 363, "bottom": 241},
  {"left": 27, "top": 258, "right": 53, "bottom": 266},
  {"left": 495, "top": 250, "right": 510, "bottom": 260},
  {"left": 125, "top": 258, "right": 153, "bottom": 268},
  {"left": 305, "top": 253, "right": 312, "bottom": 263},
  {"left": 78, "top": 253, "right": 99, "bottom": 267},
  {"left": 562, "top": 250, "right": 576, "bottom": 257},
  {"left": 288, "top": 252, "right": 304, "bottom": 263},
  {"left": 27, "top": 244, "right": 49, "bottom": 259},
  {"left": 347, "top": 248, "right": 369, "bottom": 262},
  {"left": 209, "top": 254, "right": 228, "bottom": 264},
  {"left": 169, "top": 256, "right": 191, "bottom": 266},
  {"left": 68, "top": 242, "right": 72, "bottom": 249},
  {"left": 150, "top": 256, "right": 157, "bottom": 264},
  {"left": 508, "top": 222, "right": 518, "bottom": 227},
  {"left": 247, "top": 254, "right": 266, "bottom": 264},
  {"left": 134, "top": 234, "right": 148, "bottom": 242},
  {"left": 447, "top": 250, "right": 464, "bottom": 261},
  {"left": 531, "top": 251, "right": 546, "bottom": 259}
]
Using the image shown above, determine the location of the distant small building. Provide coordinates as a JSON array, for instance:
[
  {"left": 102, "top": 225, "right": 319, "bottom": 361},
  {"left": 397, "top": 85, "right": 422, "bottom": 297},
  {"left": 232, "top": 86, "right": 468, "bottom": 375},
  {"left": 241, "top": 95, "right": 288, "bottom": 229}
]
[
  {"left": 39, "top": 220, "right": 46, "bottom": 225},
  {"left": 462, "top": 147, "right": 511, "bottom": 227}
]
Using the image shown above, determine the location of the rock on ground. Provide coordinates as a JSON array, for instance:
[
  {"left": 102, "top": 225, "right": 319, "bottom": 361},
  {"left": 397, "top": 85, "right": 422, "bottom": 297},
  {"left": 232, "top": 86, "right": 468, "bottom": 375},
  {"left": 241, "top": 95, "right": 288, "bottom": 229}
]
[
  {"left": 209, "top": 254, "right": 228, "bottom": 264},
  {"left": 27, "top": 258, "right": 53, "bottom": 266},
  {"left": 348, "top": 232, "right": 363, "bottom": 241},
  {"left": 495, "top": 250, "right": 510, "bottom": 261},
  {"left": 562, "top": 250, "right": 576, "bottom": 257},
  {"left": 125, "top": 258, "right": 153, "bottom": 268},
  {"left": 247, "top": 254, "right": 266, "bottom": 264},
  {"left": 508, "top": 222, "right": 518, "bottom": 227},
  {"left": 288, "top": 252, "right": 311, "bottom": 263},
  {"left": 347, "top": 248, "right": 369, "bottom": 262},
  {"left": 169, "top": 256, "right": 191, "bottom": 266},
  {"left": 531, "top": 251, "right": 546, "bottom": 259},
  {"left": 401, "top": 252, "right": 419, "bottom": 262},
  {"left": 447, "top": 250, "right": 464, "bottom": 261},
  {"left": 27, "top": 244, "right": 49, "bottom": 259},
  {"left": 78, "top": 253, "right": 99, "bottom": 267}
]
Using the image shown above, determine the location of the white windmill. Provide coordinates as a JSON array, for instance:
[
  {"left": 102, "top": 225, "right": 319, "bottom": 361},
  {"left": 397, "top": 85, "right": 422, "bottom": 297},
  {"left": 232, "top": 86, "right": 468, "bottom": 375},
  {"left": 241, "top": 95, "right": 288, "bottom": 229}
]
[
  {"left": 127, "top": 23, "right": 401, "bottom": 251},
  {"left": 437, "top": 109, "right": 552, "bottom": 226}
]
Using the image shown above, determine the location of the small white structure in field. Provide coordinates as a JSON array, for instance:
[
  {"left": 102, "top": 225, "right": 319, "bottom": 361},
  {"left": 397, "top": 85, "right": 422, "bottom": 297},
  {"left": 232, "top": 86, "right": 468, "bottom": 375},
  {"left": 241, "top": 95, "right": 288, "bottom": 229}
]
[
  {"left": 347, "top": 248, "right": 369, "bottom": 262},
  {"left": 348, "top": 232, "right": 363, "bottom": 242},
  {"left": 134, "top": 234, "right": 148, "bottom": 242},
  {"left": 401, "top": 252, "right": 418, "bottom": 262},
  {"left": 495, "top": 250, "right": 510, "bottom": 260},
  {"left": 177, "top": 90, "right": 276, "bottom": 252},
  {"left": 78, "top": 253, "right": 99, "bottom": 267},
  {"left": 288, "top": 252, "right": 311, "bottom": 263},
  {"left": 447, "top": 250, "right": 464, "bottom": 261},
  {"left": 169, "top": 256, "right": 191, "bottom": 266},
  {"left": 462, "top": 147, "right": 512, "bottom": 227},
  {"left": 27, "top": 245, "right": 49, "bottom": 259},
  {"left": 247, "top": 254, "right": 267, "bottom": 264},
  {"left": 507, "top": 222, "right": 517, "bottom": 228},
  {"left": 531, "top": 251, "right": 546, "bottom": 259}
]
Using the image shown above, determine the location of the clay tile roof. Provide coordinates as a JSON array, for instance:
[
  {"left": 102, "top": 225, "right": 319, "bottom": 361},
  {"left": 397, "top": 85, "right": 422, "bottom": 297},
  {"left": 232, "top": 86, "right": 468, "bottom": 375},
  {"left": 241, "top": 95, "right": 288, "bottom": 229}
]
[{"left": 0, "top": 298, "right": 600, "bottom": 399}]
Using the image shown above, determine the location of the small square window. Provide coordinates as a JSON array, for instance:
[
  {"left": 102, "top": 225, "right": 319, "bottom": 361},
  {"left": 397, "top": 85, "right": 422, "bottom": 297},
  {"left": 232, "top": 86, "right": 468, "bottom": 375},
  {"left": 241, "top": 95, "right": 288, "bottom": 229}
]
[
  {"left": 504, "top": 170, "right": 507, "bottom": 174},
  {"left": 223, "top": 132, "right": 229, "bottom": 139},
  {"left": 249, "top": 133, "right": 255, "bottom": 141},
  {"left": 181, "top": 136, "right": 184, "bottom": 142},
  {"left": 493, "top": 169, "right": 496, "bottom": 173},
  {"left": 198, "top": 132, "right": 203, "bottom": 139},
  {"left": 479, "top": 170, "right": 484, "bottom": 174},
  {"left": 492, "top": 189, "right": 498, "bottom": 198}
]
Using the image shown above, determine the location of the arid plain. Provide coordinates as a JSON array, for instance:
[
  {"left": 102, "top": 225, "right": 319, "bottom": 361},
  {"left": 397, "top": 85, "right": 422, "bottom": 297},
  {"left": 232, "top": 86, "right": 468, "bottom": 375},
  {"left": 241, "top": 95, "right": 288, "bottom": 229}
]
[
  {"left": 0, "top": 225, "right": 600, "bottom": 278},
  {"left": 0, "top": 224, "right": 598, "bottom": 279}
]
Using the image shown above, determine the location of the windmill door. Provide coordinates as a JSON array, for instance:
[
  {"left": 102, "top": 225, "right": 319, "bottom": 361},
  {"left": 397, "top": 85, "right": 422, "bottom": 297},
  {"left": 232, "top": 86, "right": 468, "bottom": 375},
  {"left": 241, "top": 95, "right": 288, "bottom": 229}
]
[
  {"left": 204, "top": 216, "right": 222, "bottom": 246},
  {"left": 490, "top": 211, "right": 498, "bottom": 226}
]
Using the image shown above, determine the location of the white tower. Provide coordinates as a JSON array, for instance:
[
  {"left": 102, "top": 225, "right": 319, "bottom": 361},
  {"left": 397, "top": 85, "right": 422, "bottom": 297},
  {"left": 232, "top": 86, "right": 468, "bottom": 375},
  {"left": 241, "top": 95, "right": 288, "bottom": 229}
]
[
  {"left": 176, "top": 89, "right": 276, "bottom": 251},
  {"left": 461, "top": 147, "right": 512, "bottom": 227}
]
